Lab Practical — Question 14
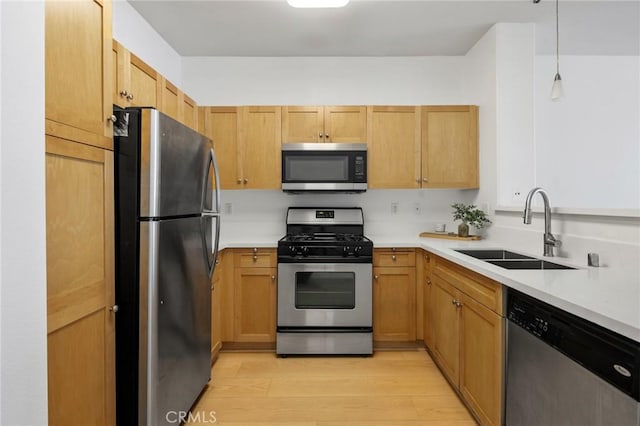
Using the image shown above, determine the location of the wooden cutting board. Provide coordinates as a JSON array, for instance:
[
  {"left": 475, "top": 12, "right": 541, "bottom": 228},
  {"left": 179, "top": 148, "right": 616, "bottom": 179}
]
[{"left": 419, "top": 232, "right": 482, "bottom": 241}]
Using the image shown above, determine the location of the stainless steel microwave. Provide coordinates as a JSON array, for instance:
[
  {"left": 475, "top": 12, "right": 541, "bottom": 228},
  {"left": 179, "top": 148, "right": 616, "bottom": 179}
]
[{"left": 281, "top": 143, "right": 367, "bottom": 192}]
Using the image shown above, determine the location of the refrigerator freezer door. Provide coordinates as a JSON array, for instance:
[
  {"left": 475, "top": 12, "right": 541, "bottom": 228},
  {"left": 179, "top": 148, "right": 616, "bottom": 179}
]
[
  {"left": 139, "top": 217, "right": 211, "bottom": 426},
  {"left": 140, "top": 109, "right": 212, "bottom": 218}
]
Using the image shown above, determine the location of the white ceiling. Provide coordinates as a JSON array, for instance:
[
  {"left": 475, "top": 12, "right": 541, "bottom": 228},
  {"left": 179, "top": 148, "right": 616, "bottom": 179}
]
[{"left": 128, "top": 0, "right": 640, "bottom": 56}]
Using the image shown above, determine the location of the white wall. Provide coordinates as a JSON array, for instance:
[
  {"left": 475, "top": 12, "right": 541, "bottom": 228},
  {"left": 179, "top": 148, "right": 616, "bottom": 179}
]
[
  {"left": 182, "top": 56, "right": 467, "bottom": 105},
  {"left": 495, "top": 24, "right": 536, "bottom": 207},
  {"left": 534, "top": 55, "right": 640, "bottom": 210},
  {"left": 0, "top": 1, "right": 48, "bottom": 424},
  {"left": 464, "top": 25, "right": 640, "bottom": 273},
  {"left": 112, "top": 0, "right": 182, "bottom": 85}
]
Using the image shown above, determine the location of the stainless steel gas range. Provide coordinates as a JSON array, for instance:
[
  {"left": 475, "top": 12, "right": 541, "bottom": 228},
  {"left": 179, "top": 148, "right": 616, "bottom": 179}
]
[{"left": 276, "top": 207, "right": 373, "bottom": 356}]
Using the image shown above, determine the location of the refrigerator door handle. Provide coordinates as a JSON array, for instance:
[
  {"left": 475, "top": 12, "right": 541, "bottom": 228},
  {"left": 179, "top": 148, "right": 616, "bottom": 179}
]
[{"left": 209, "top": 148, "right": 222, "bottom": 213}]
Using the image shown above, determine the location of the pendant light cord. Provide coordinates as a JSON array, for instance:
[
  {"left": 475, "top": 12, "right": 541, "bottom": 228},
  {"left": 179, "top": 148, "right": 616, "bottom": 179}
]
[{"left": 555, "top": 0, "right": 560, "bottom": 75}]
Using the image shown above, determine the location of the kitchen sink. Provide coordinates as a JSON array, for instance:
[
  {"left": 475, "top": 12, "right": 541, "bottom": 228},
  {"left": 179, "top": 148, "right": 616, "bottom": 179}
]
[
  {"left": 454, "top": 249, "right": 536, "bottom": 260},
  {"left": 454, "top": 249, "right": 577, "bottom": 270},
  {"left": 486, "top": 259, "right": 576, "bottom": 270}
]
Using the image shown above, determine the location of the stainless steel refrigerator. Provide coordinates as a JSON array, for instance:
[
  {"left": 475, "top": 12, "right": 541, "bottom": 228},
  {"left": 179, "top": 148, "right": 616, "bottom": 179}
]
[{"left": 114, "top": 107, "right": 221, "bottom": 426}]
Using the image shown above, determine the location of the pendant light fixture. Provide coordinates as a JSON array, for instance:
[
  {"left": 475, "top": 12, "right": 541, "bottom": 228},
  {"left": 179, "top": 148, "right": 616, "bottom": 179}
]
[
  {"left": 287, "top": 0, "right": 349, "bottom": 8},
  {"left": 550, "top": 0, "right": 563, "bottom": 100}
]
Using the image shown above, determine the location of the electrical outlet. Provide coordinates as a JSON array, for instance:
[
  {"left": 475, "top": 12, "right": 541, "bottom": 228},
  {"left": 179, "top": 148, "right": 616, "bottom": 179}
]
[
  {"left": 391, "top": 201, "right": 399, "bottom": 214},
  {"left": 512, "top": 188, "right": 523, "bottom": 203},
  {"left": 224, "top": 202, "right": 233, "bottom": 214},
  {"left": 413, "top": 202, "right": 421, "bottom": 215}
]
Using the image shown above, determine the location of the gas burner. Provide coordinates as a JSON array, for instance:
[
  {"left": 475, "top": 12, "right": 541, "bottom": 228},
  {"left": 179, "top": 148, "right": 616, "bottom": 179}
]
[{"left": 278, "top": 208, "right": 373, "bottom": 263}]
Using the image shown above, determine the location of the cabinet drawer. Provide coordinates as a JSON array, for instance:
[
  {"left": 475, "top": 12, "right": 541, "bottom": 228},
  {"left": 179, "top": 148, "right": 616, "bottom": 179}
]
[
  {"left": 374, "top": 249, "right": 416, "bottom": 267},
  {"left": 433, "top": 255, "right": 502, "bottom": 315},
  {"left": 234, "top": 248, "right": 276, "bottom": 268}
]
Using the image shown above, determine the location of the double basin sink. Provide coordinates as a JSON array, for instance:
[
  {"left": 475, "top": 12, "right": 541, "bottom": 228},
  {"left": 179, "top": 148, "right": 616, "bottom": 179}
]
[{"left": 455, "top": 249, "right": 577, "bottom": 270}]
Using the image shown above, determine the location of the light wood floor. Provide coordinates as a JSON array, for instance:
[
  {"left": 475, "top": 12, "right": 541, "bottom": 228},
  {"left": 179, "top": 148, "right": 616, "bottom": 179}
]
[{"left": 189, "top": 349, "right": 477, "bottom": 425}]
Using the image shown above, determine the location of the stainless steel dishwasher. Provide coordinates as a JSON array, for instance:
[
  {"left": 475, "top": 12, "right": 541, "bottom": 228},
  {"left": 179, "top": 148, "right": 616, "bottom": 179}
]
[{"left": 505, "top": 289, "right": 640, "bottom": 426}]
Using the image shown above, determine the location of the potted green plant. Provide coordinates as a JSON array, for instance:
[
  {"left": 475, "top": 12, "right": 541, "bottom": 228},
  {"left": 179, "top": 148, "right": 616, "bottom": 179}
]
[{"left": 451, "top": 203, "right": 492, "bottom": 237}]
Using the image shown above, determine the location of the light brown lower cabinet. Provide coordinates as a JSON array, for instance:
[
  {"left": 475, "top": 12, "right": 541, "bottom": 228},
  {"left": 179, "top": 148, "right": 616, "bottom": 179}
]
[
  {"left": 221, "top": 248, "right": 277, "bottom": 344},
  {"left": 429, "top": 254, "right": 504, "bottom": 426},
  {"left": 211, "top": 250, "right": 225, "bottom": 362},
  {"left": 373, "top": 248, "right": 416, "bottom": 342}
]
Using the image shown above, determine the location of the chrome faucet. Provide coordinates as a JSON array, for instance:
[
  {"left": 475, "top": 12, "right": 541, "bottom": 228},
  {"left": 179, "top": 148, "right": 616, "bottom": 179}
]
[{"left": 523, "top": 187, "right": 561, "bottom": 257}]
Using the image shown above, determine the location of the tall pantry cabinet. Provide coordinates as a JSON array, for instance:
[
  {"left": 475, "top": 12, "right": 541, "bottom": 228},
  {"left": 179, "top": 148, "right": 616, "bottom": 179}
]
[{"left": 45, "top": 0, "right": 115, "bottom": 424}]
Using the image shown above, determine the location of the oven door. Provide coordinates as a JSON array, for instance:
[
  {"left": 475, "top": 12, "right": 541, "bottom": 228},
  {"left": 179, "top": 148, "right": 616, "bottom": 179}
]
[{"left": 277, "top": 263, "right": 372, "bottom": 328}]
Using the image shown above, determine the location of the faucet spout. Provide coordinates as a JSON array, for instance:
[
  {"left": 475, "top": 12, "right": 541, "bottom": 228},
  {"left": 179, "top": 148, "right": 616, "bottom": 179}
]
[{"left": 523, "top": 187, "right": 560, "bottom": 257}]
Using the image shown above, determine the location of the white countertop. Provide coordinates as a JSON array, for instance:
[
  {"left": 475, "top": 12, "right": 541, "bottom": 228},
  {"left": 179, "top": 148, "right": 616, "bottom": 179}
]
[
  {"left": 219, "top": 233, "right": 640, "bottom": 343},
  {"left": 371, "top": 234, "right": 640, "bottom": 343}
]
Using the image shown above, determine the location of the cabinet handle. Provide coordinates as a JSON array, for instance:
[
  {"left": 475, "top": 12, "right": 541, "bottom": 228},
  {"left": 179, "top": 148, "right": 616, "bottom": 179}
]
[
  {"left": 325, "top": 133, "right": 329, "bottom": 139},
  {"left": 119, "top": 90, "right": 128, "bottom": 98},
  {"left": 319, "top": 132, "right": 323, "bottom": 139},
  {"left": 253, "top": 248, "right": 258, "bottom": 253},
  {"left": 253, "top": 255, "right": 258, "bottom": 261},
  {"left": 451, "top": 299, "right": 457, "bottom": 305},
  {"left": 374, "top": 275, "right": 379, "bottom": 280},
  {"left": 416, "top": 178, "right": 421, "bottom": 183},
  {"left": 271, "top": 275, "right": 276, "bottom": 281},
  {"left": 425, "top": 254, "right": 430, "bottom": 261},
  {"left": 108, "top": 115, "right": 117, "bottom": 123},
  {"left": 423, "top": 177, "right": 428, "bottom": 182},
  {"left": 237, "top": 178, "right": 242, "bottom": 184},
  {"left": 456, "top": 301, "right": 464, "bottom": 308},
  {"left": 392, "top": 255, "right": 397, "bottom": 261},
  {"left": 244, "top": 178, "right": 249, "bottom": 184},
  {"left": 391, "top": 247, "right": 396, "bottom": 252},
  {"left": 426, "top": 279, "right": 432, "bottom": 286},
  {"left": 109, "top": 304, "right": 119, "bottom": 313},
  {"left": 127, "top": 93, "right": 134, "bottom": 101}
]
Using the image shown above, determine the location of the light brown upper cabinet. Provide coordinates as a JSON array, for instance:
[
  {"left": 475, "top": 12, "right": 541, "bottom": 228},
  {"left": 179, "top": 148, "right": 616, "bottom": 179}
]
[
  {"left": 238, "top": 106, "right": 282, "bottom": 189},
  {"left": 182, "top": 93, "right": 198, "bottom": 131},
  {"left": 367, "top": 106, "right": 422, "bottom": 188},
  {"left": 161, "top": 77, "right": 180, "bottom": 121},
  {"left": 46, "top": 0, "right": 113, "bottom": 148},
  {"left": 203, "top": 107, "right": 241, "bottom": 190},
  {"left": 203, "top": 106, "right": 281, "bottom": 190},
  {"left": 282, "top": 106, "right": 367, "bottom": 143},
  {"left": 421, "top": 106, "right": 479, "bottom": 188},
  {"left": 112, "top": 40, "right": 161, "bottom": 110}
]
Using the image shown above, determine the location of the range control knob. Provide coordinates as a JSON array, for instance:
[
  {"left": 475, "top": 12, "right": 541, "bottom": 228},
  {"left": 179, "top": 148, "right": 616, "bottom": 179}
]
[
  {"left": 354, "top": 246, "right": 363, "bottom": 257},
  {"left": 343, "top": 246, "right": 350, "bottom": 257},
  {"left": 288, "top": 246, "right": 297, "bottom": 257},
  {"left": 301, "top": 246, "right": 309, "bottom": 257}
]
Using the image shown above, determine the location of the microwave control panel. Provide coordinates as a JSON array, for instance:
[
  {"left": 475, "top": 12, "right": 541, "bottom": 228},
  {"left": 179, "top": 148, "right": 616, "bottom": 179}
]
[{"left": 354, "top": 156, "right": 365, "bottom": 180}]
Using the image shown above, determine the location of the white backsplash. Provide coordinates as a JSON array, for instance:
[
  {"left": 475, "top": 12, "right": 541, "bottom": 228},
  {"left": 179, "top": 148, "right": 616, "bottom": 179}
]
[
  {"left": 219, "top": 189, "right": 640, "bottom": 278},
  {"left": 219, "top": 189, "right": 477, "bottom": 240}
]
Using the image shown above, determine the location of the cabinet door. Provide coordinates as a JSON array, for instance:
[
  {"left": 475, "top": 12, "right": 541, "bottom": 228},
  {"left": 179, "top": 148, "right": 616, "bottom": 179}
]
[
  {"left": 161, "top": 78, "right": 180, "bottom": 121},
  {"left": 432, "top": 276, "right": 460, "bottom": 387},
  {"left": 45, "top": 0, "right": 112, "bottom": 144},
  {"left": 205, "top": 107, "right": 241, "bottom": 190},
  {"left": 240, "top": 106, "right": 282, "bottom": 189},
  {"left": 211, "top": 251, "right": 225, "bottom": 362},
  {"left": 113, "top": 42, "right": 161, "bottom": 109},
  {"left": 422, "top": 252, "right": 435, "bottom": 350},
  {"left": 233, "top": 267, "right": 277, "bottom": 342},
  {"left": 373, "top": 267, "right": 416, "bottom": 342},
  {"left": 421, "top": 106, "right": 479, "bottom": 188},
  {"left": 182, "top": 93, "right": 198, "bottom": 130},
  {"left": 128, "top": 52, "right": 161, "bottom": 109},
  {"left": 282, "top": 106, "right": 324, "bottom": 143},
  {"left": 324, "top": 106, "right": 367, "bottom": 143},
  {"left": 460, "top": 293, "right": 503, "bottom": 426},
  {"left": 367, "top": 106, "right": 421, "bottom": 188},
  {"left": 46, "top": 137, "right": 115, "bottom": 426}
]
